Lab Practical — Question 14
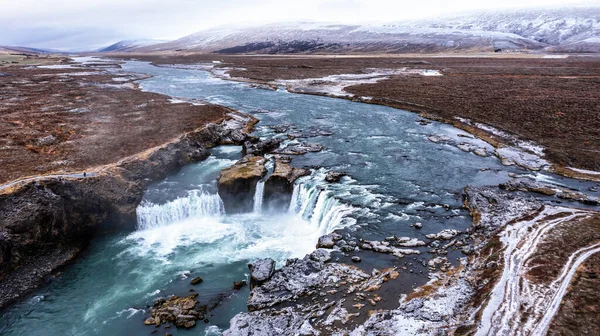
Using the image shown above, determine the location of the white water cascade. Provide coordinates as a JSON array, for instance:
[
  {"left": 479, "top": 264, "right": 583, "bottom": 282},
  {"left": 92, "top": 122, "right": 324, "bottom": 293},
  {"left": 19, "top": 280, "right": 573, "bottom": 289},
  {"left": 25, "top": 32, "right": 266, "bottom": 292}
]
[
  {"left": 289, "top": 183, "right": 355, "bottom": 236},
  {"left": 136, "top": 190, "right": 225, "bottom": 230},
  {"left": 135, "top": 172, "right": 355, "bottom": 240},
  {"left": 253, "top": 158, "right": 274, "bottom": 214},
  {"left": 253, "top": 181, "right": 265, "bottom": 213}
]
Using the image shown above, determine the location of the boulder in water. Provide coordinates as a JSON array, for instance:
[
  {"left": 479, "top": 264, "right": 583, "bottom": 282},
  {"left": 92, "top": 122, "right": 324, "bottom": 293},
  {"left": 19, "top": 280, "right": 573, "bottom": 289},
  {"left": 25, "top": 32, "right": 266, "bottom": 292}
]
[
  {"left": 316, "top": 234, "right": 336, "bottom": 249},
  {"left": 217, "top": 155, "right": 267, "bottom": 213},
  {"left": 190, "top": 276, "right": 203, "bottom": 285},
  {"left": 325, "top": 171, "right": 347, "bottom": 183},
  {"left": 249, "top": 258, "right": 276, "bottom": 289},
  {"left": 274, "top": 142, "right": 323, "bottom": 155},
  {"left": 175, "top": 315, "right": 197, "bottom": 328},
  {"left": 233, "top": 280, "right": 247, "bottom": 290},
  {"left": 145, "top": 294, "right": 207, "bottom": 329},
  {"left": 243, "top": 138, "right": 283, "bottom": 156}
]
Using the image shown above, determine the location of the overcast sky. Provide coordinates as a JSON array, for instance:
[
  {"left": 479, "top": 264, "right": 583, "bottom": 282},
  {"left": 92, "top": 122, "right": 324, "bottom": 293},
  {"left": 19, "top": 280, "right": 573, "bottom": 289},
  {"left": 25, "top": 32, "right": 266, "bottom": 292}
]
[{"left": 0, "top": 0, "right": 596, "bottom": 50}]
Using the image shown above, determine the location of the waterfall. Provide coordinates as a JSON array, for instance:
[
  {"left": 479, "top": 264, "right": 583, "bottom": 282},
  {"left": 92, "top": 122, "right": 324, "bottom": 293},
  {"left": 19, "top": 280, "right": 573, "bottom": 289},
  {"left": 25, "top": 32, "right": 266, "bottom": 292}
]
[
  {"left": 252, "top": 157, "right": 274, "bottom": 214},
  {"left": 253, "top": 181, "right": 265, "bottom": 213},
  {"left": 136, "top": 190, "right": 224, "bottom": 230},
  {"left": 289, "top": 183, "right": 355, "bottom": 235}
]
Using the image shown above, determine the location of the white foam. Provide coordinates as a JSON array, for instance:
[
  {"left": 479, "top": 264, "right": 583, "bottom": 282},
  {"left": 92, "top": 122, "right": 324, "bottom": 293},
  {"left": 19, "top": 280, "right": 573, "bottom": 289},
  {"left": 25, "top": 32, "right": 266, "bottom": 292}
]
[
  {"left": 212, "top": 145, "right": 242, "bottom": 154},
  {"left": 385, "top": 213, "right": 410, "bottom": 221},
  {"left": 205, "top": 325, "right": 223, "bottom": 336},
  {"left": 127, "top": 216, "right": 238, "bottom": 258},
  {"left": 129, "top": 177, "right": 356, "bottom": 265}
]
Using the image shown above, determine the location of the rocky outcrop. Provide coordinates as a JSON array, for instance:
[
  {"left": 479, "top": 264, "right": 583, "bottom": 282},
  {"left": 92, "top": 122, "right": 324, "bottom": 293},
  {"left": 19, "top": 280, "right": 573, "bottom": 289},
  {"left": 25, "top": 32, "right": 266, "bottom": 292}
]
[
  {"left": 0, "top": 115, "right": 254, "bottom": 309},
  {"left": 463, "top": 185, "right": 541, "bottom": 232},
  {"left": 145, "top": 294, "right": 209, "bottom": 329},
  {"left": 263, "top": 158, "right": 310, "bottom": 210},
  {"left": 0, "top": 173, "right": 142, "bottom": 309},
  {"left": 556, "top": 190, "right": 600, "bottom": 205},
  {"left": 248, "top": 258, "right": 275, "bottom": 290},
  {"left": 226, "top": 249, "right": 404, "bottom": 335},
  {"left": 273, "top": 142, "right": 323, "bottom": 155},
  {"left": 224, "top": 185, "right": 579, "bottom": 335},
  {"left": 500, "top": 178, "right": 600, "bottom": 205},
  {"left": 500, "top": 178, "right": 556, "bottom": 195},
  {"left": 242, "top": 138, "right": 282, "bottom": 156},
  {"left": 217, "top": 155, "right": 266, "bottom": 213}
]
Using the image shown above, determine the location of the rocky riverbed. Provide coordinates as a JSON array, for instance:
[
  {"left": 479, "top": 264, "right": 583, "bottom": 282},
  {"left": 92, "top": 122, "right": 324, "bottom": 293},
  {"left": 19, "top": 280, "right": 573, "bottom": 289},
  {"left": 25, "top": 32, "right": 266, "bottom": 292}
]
[{"left": 223, "top": 184, "right": 600, "bottom": 335}]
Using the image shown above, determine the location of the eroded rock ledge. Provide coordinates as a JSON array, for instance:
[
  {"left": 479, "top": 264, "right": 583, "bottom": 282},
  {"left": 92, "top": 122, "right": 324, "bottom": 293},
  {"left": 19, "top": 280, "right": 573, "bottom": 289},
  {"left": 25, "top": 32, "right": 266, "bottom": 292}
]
[
  {"left": 217, "top": 155, "right": 309, "bottom": 213},
  {"left": 0, "top": 113, "right": 254, "bottom": 309},
  {"left": 217, "top": 155, "right": 267, "bottom": 213}
]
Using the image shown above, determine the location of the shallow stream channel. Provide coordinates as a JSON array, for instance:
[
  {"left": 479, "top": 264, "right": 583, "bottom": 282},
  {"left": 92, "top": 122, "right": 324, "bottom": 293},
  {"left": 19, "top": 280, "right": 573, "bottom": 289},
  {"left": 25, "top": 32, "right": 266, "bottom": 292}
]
[{"left": 1, "top": 59, "right": 597, "bottom": 335}]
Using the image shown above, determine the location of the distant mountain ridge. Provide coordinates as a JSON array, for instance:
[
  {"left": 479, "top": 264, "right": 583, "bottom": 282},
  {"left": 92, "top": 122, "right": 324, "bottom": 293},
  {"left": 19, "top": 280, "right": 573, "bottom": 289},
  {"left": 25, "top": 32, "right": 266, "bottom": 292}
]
[
  {"left": 105, "top": 6, "right": 600, "bottom": 54},
  {"left": 97, "top": 39, "right": 167, "bottom": 52},
  {"left": 0, "top": 46, "right": 56, "bottom": 54}
]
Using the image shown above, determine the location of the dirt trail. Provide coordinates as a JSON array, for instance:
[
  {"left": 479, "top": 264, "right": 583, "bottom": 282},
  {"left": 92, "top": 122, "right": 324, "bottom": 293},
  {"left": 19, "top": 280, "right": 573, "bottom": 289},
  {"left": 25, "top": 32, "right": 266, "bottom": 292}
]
[{"left": 476, "top": 207, "right": 598, "bottom": 335}]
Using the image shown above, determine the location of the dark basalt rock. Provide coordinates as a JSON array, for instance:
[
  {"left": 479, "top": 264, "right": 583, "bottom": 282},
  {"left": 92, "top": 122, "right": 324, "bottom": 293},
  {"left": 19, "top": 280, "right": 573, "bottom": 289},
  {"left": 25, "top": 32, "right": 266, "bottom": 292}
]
[
  {"left": 248, "top": 258, "right": 276, "bottom": 290},
  {"left": 175, "top": 315, "right": 197, "bottom": 328},
  {"left": 217, "top": 155, "right": 267, "bottom": 213},
  {"left": 145, "top": 294, "right": 208, "bottom": 329},
  {"left": 233, "top": 280, "right": 247, "bottom": 290},
  {"left": 273, "top": 142, "right": 323, "bottom": 155},
  {"left": 0, "top": 174, "right": 143, "bottom": 309},
  {"left": 557, "top": 191, "right": 600, "bottom": 205},
  {"left": 268, "top": 124, "right": 295, "bottom": 133},
  {"left": 288, "top": 126, "right": 333, "bottom": 138},
  {"left": 190, "top": 276, "right": 203, "bottom": 285},
  {"left": 499, "top": 178, "right": 556, "bottom": 196},
  {"left": 242, "top": 138, "right": 283, "bottom": 156}
]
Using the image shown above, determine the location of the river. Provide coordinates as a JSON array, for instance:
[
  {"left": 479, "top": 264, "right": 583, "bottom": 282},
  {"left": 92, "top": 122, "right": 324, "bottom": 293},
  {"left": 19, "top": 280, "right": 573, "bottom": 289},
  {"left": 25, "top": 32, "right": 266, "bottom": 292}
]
[{"left": 0, "top": 60, "right": 596, "bottom": 335}]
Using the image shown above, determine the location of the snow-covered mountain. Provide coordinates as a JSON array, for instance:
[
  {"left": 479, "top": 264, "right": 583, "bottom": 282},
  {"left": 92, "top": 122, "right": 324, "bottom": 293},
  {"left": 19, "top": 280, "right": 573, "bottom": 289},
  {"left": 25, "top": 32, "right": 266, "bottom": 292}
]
[
  {"left": 98, "top": 39, "right": 167, "bottom": 52},
  {"left": 131, "top": 21, "right": 543, "bottom": 54},
  {"left": 396, "top": 7, "right": 600, "bottom": 52},
  {"left": 111, "top": 6, "right": 600, "bottom": 54}
]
